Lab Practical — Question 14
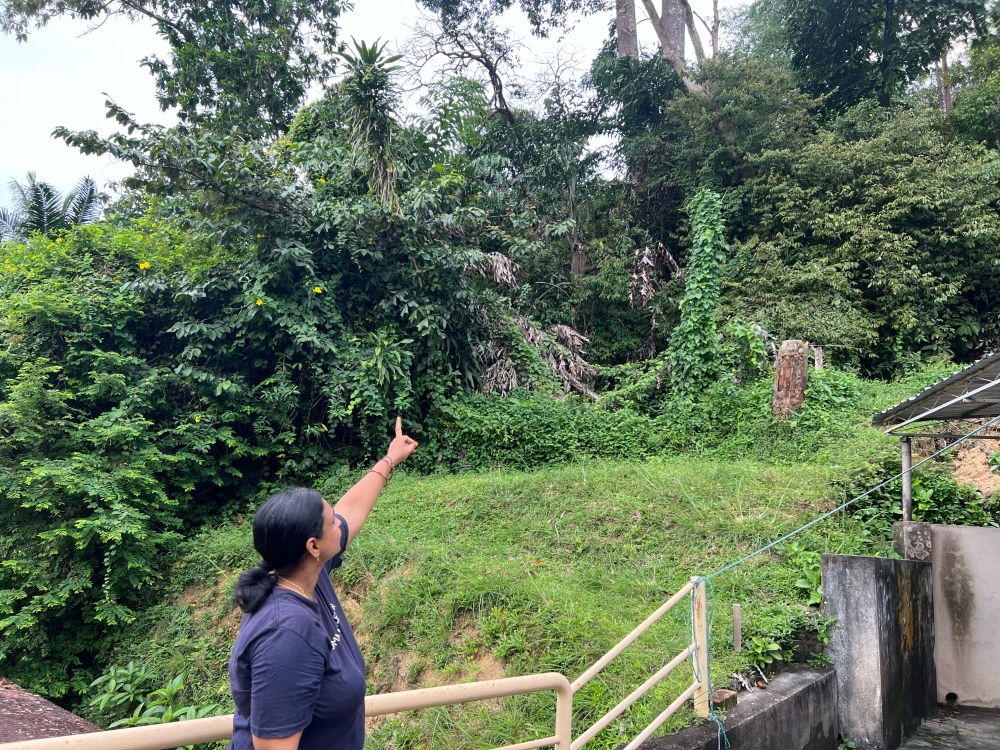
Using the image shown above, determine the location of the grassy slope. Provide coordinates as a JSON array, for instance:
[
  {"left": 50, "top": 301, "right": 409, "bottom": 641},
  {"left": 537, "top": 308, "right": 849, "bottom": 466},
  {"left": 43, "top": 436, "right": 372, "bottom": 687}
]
[
  {"left": 85, "top": 367, "right": 954, "bottom": 748},
  {"left": 93, "top": 462, "right": 880, "bottom": 748}
]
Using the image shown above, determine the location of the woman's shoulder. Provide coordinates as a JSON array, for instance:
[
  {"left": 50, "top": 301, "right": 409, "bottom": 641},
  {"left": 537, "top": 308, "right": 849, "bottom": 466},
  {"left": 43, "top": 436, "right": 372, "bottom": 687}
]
[{"left": 237, "top": 593, "right": 328, "bottom": 656}]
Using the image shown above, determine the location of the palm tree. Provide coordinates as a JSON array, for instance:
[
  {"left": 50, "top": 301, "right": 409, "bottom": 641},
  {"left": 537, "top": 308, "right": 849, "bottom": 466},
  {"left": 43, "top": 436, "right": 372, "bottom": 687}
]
[
  {"left": 336, "top": 39, "right": 403, "bottom": 212},
  {"left": 0, "top": 173, "right": 102, "bottom": 241}
]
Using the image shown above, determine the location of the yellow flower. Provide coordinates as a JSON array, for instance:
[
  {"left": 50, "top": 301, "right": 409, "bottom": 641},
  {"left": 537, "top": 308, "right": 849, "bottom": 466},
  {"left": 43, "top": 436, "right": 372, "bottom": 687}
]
[
  {"left": 256, "top": 234, "right": 264, "bottom": 239},
  {"left": 195, "top": 416, "right": 201, "bottom": 423},
  {"left": 55, "top": 237, "right": 63, "bottom": 243},
  {"left": 256, "top": 298, "right": 265, "bottom": 306},
  {"left": 319, "top": 178, "right": 326, "bottom": 184},
  {"left": 313, "top": 286, "right": 323, "bottom": 294},
  {"left": 139, "top": 261, "right": 151, "bottom": 270}
]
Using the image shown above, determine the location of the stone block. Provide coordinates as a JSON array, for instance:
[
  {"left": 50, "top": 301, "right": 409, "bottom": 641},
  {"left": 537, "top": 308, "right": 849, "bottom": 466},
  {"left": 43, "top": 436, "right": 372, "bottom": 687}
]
[
  {"left": 711, "top": 688, "right": 737, "bottom": 711},
  {"left": 822, "top": 554, "right": 935, "bottom": 750},
  {"left": 640, "top": 667, "right": 837, "bottom": 750},
  {"left": 930, "top": 525, "right": 1000, "bottom": 708},
  {"left": 893, "top": 522, "right": 932, "bottom": 562}
]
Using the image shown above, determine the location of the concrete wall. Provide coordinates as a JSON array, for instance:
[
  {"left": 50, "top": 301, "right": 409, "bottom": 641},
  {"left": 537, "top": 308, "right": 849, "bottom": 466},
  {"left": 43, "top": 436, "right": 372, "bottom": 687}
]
[
  {"left": 930, "top": 525, "right": 1000, "bottom": 708},
  {"left": 641, "top": 667, "right": 837, "bottom": 750},
  {"left": 822, "top": 554, "right": 936, "bottom": 750}
]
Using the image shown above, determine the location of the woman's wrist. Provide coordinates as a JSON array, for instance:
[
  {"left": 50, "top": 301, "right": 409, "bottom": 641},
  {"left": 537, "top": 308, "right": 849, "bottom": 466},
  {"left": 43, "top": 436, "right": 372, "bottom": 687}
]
[{"left": 368, "top": 457, "right": 394, "bottom": 486}]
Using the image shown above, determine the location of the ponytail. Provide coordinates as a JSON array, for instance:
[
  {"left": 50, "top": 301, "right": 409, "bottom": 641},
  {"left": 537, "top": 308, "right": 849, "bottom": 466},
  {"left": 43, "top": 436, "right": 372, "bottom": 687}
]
[
  {"left": 233, "top": 561, "right": 279, "bottom": 614},
  {"left": 232, "top": 488, "right": 326, "bottom": 614}
]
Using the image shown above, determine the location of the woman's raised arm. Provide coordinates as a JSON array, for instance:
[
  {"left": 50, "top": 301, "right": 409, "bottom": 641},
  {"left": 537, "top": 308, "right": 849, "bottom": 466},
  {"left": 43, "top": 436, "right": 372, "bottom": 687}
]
[{"left": 333, "top": 416, "right": 418, "bottom": 544}]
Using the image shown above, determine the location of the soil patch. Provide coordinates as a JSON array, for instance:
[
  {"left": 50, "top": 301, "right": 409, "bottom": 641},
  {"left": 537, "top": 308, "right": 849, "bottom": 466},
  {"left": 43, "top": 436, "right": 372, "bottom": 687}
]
[{"left": 952, "top": 443, "right": 1000, "bottom": 499}]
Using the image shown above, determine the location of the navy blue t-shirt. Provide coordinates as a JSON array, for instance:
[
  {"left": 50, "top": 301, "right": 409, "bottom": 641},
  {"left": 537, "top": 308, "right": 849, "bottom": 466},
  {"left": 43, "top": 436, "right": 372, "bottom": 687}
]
[{"left": 228, "top": 514, "right": 366, "bottom": 750}]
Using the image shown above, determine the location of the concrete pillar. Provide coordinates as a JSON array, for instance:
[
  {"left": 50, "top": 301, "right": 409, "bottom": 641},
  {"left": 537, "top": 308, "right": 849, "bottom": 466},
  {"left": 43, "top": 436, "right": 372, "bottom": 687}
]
[
  {"left": 892, "top": 521, "right": 931, "bottom": 562},
  {"left": 812, "top": 345, "right": 824, "bottom": 370},
  {"left": 901, "top": 437, "right": 912, "bottom": 522},
  {"left": 822, "top": 554, "right": 935, "bottom": 750}
]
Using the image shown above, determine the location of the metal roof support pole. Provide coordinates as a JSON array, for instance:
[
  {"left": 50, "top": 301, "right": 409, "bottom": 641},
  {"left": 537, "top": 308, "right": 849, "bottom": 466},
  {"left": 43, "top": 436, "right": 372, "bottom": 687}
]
[{"left": 901, "top": 436, "right": 913, "bottom": 522}]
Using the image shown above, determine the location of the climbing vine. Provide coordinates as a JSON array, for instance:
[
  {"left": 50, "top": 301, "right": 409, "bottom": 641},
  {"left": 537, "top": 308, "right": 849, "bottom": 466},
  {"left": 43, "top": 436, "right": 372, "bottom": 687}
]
[{"left": 667, "top": 189, "right": 728, "bottom": 402}]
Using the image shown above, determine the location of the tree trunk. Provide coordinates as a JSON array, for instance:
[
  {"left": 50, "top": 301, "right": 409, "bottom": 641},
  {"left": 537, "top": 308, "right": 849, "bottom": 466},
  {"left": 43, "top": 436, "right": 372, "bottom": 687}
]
[
  {"left": 878, "top": 0, "right": 897, "bottom": 107},
  {"left": 941, "top": 54, "right": 953, "bottom": 113},
  {"left": 711, "top": 0, "right": 719, "bottom": 56},
  {"left": 772, "top": 339, "right": 808, "bottom": 417},
  {"left": 617, "top": 0, "right": 639, "bottom": 58},
  {"left": 639, "top": 0, "right": 703, "bottom": 94},
  {"left": 571, "top": 238, "right": 586, "bottom": 277},
  {"left": 660, "top": 0, "right": 685, "bottom": 61}
]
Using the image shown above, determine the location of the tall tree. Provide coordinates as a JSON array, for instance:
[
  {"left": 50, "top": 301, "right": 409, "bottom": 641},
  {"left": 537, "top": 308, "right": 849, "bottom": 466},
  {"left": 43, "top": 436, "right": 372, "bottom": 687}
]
[
  {"left": 1, "top": 0, "right": 346, "bottom": 137},
  {"left": 783, "top": 0, "right": 985, "bottom": 108},
  {"left": 336, "top": 40, "right": 404, "bottom": 211}
]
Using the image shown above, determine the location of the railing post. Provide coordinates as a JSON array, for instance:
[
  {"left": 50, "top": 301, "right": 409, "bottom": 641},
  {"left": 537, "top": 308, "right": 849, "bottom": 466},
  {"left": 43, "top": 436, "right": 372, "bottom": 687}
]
[
  {"left": 691, "top": 576, "right": 710, "bottom": 718},
  {"left": 554, "top": 678, "right": 573, "bottom": 750}
]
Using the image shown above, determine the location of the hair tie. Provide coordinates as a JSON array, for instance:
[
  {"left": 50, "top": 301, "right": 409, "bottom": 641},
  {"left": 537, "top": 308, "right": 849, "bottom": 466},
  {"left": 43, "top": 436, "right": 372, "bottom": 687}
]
[{"left": 258, "top": 560, "right": 277, "bottom": 576}]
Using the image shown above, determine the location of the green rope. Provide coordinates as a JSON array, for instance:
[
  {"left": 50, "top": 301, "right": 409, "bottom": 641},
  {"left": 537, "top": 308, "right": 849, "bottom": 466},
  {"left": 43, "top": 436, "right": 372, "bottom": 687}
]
[{"left": 706, "top": 412, "right": 1000, "bottom": 581}]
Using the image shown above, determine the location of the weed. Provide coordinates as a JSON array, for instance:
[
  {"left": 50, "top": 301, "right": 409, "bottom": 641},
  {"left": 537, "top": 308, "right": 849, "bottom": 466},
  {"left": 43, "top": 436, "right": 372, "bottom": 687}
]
[{"left": 745, "top": 637, "right": 784, "bottom": 669}]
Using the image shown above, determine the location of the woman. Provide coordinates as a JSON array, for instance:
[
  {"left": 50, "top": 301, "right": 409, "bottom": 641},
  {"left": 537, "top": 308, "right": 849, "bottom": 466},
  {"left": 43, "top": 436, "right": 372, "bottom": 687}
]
[{"left": 228, "top": 417, "right": 418, "bottom": 750}]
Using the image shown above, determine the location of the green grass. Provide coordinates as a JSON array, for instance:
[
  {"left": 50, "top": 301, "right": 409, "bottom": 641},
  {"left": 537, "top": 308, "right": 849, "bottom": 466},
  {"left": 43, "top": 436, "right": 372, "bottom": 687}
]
[{"left": 89, "top": 456, "right": 890, "bottom": 749}]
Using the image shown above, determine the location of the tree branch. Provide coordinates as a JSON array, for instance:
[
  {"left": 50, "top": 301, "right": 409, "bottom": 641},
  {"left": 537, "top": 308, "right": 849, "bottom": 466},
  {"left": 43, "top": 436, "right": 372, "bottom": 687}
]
[{"left": 114, "top": 0, "right": 195, "bottom": 43}]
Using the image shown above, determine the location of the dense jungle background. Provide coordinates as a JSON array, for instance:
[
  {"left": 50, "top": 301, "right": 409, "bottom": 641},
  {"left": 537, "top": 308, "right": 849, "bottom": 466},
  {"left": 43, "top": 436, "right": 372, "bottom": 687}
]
[{"left": 2, "top": 0, "right": 1000, "bottom": 744}]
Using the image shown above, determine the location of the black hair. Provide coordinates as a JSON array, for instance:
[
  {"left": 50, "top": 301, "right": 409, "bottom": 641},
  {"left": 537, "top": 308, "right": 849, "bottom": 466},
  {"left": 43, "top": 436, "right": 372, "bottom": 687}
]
[{"left": 233, "top": 488, "right": 326, "bottom": 614}]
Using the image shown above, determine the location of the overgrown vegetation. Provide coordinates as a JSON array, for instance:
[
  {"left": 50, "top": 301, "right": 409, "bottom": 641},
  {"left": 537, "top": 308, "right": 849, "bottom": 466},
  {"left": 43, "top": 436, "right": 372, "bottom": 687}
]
[{"left": 5, "top": 0, "right": 1000, "bottom": 743}]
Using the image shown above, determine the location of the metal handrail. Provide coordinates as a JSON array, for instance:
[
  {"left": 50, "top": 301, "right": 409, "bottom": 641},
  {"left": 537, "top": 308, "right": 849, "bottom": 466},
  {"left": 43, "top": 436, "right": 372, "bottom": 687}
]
[
  {"left": 0, "top": 581, "right": 712, "bottom": 750},
  {"left": 571, "top": 581, "right": 694, "bottom": 693},
  {"left": 569, "top": 577, "right": 709, "bottom": 750},
  {"left": 0, "top": 674, "right": 573, "bottom": 750},
  {"left": 569, "top": 645, "right": 692, "bottom": 750}
]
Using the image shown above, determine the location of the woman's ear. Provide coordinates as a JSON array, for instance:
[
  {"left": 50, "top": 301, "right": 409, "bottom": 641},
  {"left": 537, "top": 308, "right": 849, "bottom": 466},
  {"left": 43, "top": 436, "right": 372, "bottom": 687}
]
[{"left": 306, "top": 536, "right": 321, "bottom": 561}]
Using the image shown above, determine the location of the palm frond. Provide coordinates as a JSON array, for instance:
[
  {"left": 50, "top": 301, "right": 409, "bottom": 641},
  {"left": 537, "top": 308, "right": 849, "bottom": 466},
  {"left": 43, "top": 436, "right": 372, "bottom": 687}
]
[
  {"left": 0, "top": 207, "right": 19, "bottom": 241},
  {"left": 18, "top": 173, "right": 66, "bottom": 236},
  {"left": 8, "top": 172, "right": 33, "bottom": 216},
  {"left": 64, "top": 176, "right": 101, "bottom": 225}
]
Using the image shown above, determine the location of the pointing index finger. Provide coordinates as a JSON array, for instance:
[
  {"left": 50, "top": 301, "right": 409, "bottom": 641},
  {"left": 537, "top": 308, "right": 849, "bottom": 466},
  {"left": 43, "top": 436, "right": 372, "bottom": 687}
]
[{"left": 395, "top": 416, "right": 403, "bottom": 438}]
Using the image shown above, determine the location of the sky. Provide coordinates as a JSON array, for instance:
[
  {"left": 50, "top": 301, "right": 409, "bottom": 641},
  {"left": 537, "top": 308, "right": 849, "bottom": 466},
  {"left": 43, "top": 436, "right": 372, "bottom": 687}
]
[{"left": 0, "top": 0, "right": 744, "bottom": 210}]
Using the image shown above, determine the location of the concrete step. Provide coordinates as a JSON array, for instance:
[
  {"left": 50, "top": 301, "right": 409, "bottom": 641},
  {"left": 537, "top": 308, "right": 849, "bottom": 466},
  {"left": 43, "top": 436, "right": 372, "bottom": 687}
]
[{"left": 640, "top": 666, "right": 837, "bottom": 750}]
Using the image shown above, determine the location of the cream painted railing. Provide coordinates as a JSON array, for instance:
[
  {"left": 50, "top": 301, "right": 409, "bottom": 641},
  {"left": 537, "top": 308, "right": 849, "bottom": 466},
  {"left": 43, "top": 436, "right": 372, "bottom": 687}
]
[{"left": 0, "top": 578, "right": 710, "bottom": 750}]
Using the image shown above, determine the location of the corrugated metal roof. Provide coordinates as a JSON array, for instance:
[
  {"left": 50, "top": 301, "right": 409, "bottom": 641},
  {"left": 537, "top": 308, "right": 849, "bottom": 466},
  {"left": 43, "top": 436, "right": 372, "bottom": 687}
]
[{"left": 872, "top": 352, "right": 1000, "bottom": 427}]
